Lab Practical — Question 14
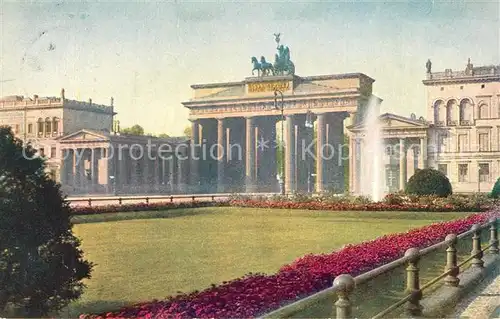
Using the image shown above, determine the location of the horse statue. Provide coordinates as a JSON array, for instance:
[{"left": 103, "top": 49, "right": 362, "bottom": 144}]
[
  {"left": 251, "top": 56, "right": 262, "bottom": 76},
  {"left": 274, "top": 45, "right": 295, "bottom": 76},
  {"left": 260, "top": 56, "right": 274, "bottom": 76}
]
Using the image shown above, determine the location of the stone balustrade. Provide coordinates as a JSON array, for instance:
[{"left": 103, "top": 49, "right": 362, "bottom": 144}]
[{"left": 261, "top": 217, "right": 499, "bottom": 319}]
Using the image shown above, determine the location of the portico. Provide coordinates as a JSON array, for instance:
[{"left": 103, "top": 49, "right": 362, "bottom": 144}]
[
  {"left": 57, "top": 129, "right": 189, "bottom": 195},
  {"left": 348, "top": 113, "right": 429, "bottom": 194}
]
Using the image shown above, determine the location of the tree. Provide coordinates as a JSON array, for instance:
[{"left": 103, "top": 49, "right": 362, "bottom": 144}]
[
  {"left": 0, "top": 127, "right": 92, "bottom": 317},
  {"left": 121, "top": 124, "right": 144, "bottom": 135},
  {"left": 157, "top": 133, "right": 170, "bottom": 138},
  {"left": 491, "top": 177, "right": 500, "bottom": 198},
  {"left": 183, "top": 125, "right": 192, "bottom": 137},
  {"left": 405, "top": 168, "right": 452, "bottom": 197}
]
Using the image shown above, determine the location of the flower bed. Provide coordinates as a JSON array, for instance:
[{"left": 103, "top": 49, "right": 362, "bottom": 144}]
[
  {"left": 228, "top": 198, "right": 490, "bottom": 212},
  {"left": 71, "top": 201, "right": 229, "bottom": 215},
  {"left": 79, "top": 209, "right": 500, "bottom": 319}
]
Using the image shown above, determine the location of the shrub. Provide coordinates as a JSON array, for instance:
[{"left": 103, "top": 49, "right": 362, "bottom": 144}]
[
  {"left": 491, "top": 178, "right": 500, "bottom": 198},
  {"left": 406, "top": 168, "right": 452, "bottom": 197},
  {"left": 0, "top": 127, "right": 93, "bottom": 317}
]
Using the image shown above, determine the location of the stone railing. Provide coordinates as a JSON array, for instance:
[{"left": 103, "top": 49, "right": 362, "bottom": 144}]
[
  {"left": 260, "top": 218, "right": 499, "bottom": 319},
  {"left": 0, "top": 97, "right": 63, "bottom": 108},
  {"left": 460, "top": 120, "right": 473, "bottom": 126},
  {"left": 430, "top": 66, "right": 499, "bottom": 80}
]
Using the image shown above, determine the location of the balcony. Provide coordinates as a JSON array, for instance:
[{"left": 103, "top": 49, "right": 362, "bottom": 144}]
[
  {"left": 447, "top": 120, "right": 457, "bottom": 126},
  {"left": 435, "top": 121, "right": 445, "bottom": 127},
  {"left": 460, "top": 120, "right": 473, "bottom": 126}
]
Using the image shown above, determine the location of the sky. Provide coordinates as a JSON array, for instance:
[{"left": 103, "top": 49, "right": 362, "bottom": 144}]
[{"left": 1, "top": 0, "right": 499, "bottom": 136}]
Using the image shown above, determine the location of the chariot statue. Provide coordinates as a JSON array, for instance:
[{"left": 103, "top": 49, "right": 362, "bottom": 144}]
[{"left": 250, "top": 33, "right": 295, "bottom": 77}]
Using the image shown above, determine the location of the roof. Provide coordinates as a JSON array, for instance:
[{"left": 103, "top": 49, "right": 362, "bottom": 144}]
[{"left": 348, "top": 112, "right": 429, "bottom": 131}]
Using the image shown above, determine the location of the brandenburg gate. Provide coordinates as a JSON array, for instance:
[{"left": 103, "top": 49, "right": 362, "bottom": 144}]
[{"left": 182, "top": 35, "right": 375, "bottom": 194}]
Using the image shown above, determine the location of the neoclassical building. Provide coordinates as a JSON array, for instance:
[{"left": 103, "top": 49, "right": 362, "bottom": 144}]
[
  {"left": 348, "top": 59, "right": 500, "bottom": 194},
  {"left": 0, "top": 90, "right": 189, "bottom": 195},
  {"left": 1, "top": 57, "right": 498, "bottom": 196}
]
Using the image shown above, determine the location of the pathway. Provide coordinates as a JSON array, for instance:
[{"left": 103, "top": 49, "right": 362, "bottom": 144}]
[{"left": 454, "top": 269, "right": 500, "bottom": 319}]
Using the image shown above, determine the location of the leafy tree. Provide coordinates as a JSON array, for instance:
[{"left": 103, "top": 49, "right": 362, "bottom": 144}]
[
  {"left": 0, "top": 127, "right": 92, "bottom": 317},
  {"left": 183, "top": 125, "right": 192, "bottom": 137},
  {"left": 121, "top": 124, "right": 144, "bottom": 135},
  {"left": 491, "top": 177, "right": 500, "bottom": 198},
  {"left": 157, "top": 133, "right": 170, "bottom": 138},
  {"left": 405, "top": 168, "right": 452, "bottom": 197}
]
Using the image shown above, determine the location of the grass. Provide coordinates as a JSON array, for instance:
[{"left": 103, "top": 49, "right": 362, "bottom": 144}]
[{"left": 65, "top": 207, "right": 471, "bottom": 317}]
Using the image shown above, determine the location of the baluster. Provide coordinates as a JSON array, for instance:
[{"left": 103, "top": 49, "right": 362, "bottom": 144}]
[
  {"left": 489, "top": 217, "right": 499, "bottom": 254},
  {"left": 444, "top": 234, "right": 460, "bottom": 286},
  {"left": 332, "top": 274, "right": 355, "bottom": 319},
  {"left": 118, "top": 197, "right": 122, "bottom": 205},
  {"left": 145, "top": 197, "right": 149, "bottom": 205},
  {"left": 405, "top": 248, "right": 422, "bottom": 316},
  {"left": 88, "top": 198, "right": 92, "bottom": 207},
  {"left": 470, "top": 224, "right": 484, "bottom": 268}
]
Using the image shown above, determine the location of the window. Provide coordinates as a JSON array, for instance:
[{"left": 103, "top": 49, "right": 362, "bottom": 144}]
[
  {"left": 438, "top": 164, "right": 448, "bottom": 176},
  {"left": 27, "top": 123, "right": 33, "bottom": 134},
  {"left": 478, "top": 104, "right": 488, "bottom": 119},
  {"left": 481, "top": 84, "right": 485, "bottom": 89},
  {"left": 438, "top": 134, "right": 447, "bottom": 152},
  {"left": 440, "top": 87, "right": 444, "bottom": 91},
  {"left": 39, "top": 148, "right": 45, "bottom": 157},
  {"left": 479, "top": 133, "right": 489, "bottom": 151},
  {"left": 479, "top": 163, "right": 490, "bottom": 182},
  {"left": 37, "top": 118, "right": 44, "bottom": 136},
  {"left": 51, "top": 147, "right": 56, "bottom": 158},
  {"left": 14, "top": 124, "right": 20, "bottom": 134},
  {"left": 53, "top": 117, "right": 59, "bottom": 134},
  {"left": 458, "top": 134, "right": 468, "bottom": 152},
  {"left": 458, "top": 164, "right": 468, "bottom": 182},
  {"left": 45, "top": 118, "right": 51, "bottom": 137}
]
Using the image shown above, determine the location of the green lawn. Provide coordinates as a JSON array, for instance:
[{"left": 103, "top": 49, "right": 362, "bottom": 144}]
[{"left": 65, "top": 207, "right": 470, "bottom": 317}]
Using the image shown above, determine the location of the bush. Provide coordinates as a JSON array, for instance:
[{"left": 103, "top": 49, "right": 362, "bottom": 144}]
[
  {"left": 491, "top": 178, "right": 500, "bottom": 198},
  {"left": 406, "top": 168, "right": 452, "bottom": 197},
  {"left": 0, "top": 127, "right": 93, "bottom": 317}
]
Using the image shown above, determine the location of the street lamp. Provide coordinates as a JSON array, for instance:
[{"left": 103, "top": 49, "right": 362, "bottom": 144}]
[
  {"left": 305, "top": 110, "right": 314, "bottom": 193},
  {"left": 478, "top": 166, "right": 481, "bottom": 193},
  {"left": 274, "top": 89, "right": 285, "bottom": 195},
  {"left": 109, "top": 175, "right": 117, "bottom": 195}
]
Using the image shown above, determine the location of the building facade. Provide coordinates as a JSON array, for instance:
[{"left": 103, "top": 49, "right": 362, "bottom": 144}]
[
  {"left": 348, "top": 60, "right": 500, "bottom": 194},
  {"left": 0, "top": 89, "right": 189, "bottom": 196}
]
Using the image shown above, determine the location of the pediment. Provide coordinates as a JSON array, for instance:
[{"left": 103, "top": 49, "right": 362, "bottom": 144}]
[
  {"left": 58, "top": 130, "right": 109, "bottom": 142},
  {"left": 348, "top": 113, "right": 428, "bottom": 131}
]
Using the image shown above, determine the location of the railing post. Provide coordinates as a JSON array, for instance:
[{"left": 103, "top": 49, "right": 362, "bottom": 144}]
[
  {"left": 88, "top": 198, "right": 92, "bottom": 206},
  {"left": 170, "top": 196, "right": 173, "bottom": 203},
  {"left": 332, "top": 274, "right": 355, "bottom": 319},
  {"left": 118, "top": 197, "right": 122, "bottom": 205},
  {"left": 404, "top": 248, "right": 422, "bottom": 317},
  {"left": 489, "top": 217, "right": 499, "bottom": 254},
  {"left": 444, "top": 234, "right": 460, "bottom": 286},
  {"left": 145, "top": 197, "right": 149, "bottom": 205},
  {"left": 470, "top": 224, "right": 484, "bottom": 268},
  {"left": 212, "top": 195, "right": 215, "bottom": 201},
  {"left": 192, "top": 196, "right": 195, "bottom": 202}
]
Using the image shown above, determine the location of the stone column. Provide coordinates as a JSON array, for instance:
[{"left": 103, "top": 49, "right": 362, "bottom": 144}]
[
  {"left": 75, "top": 148, "right": 85, "bottom": 192},
  {"left": 349, "top": 136, "right": 356, "bottom": 194},
  {"left": 419, "top": 137, "right": 427, "bottom": 169},
  {"left": 91, "top": 148, "right": 99, "bottom": 191},
  {"left": 217, "top": 118, "right": 226, "bottom": 193},
  {"left": 316, "top": 113, "right": 326, "bottom": 193},
  {"left": 143, "top": 151, "right": 150, "bottom": 193},
  {"left": 285, "top": 115, "right": 296, "bottom": 193},
  {"left": 118, "top": 147, "right": 128, "bottom": 193},
  {"left": 190, "top": 119, "right": 200, "bottom": 192},
  {"left": 245, "top": 117, "right": 256, "bottom": 192},
  {"left": 154, "top": 152, "right": 160, "bottom": 193},
  {"left": 399, "top": 138, "right": 407, "bottom": 191},
  {"left": 177, "top": 148, "right": 187, "bottom": 193}
]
